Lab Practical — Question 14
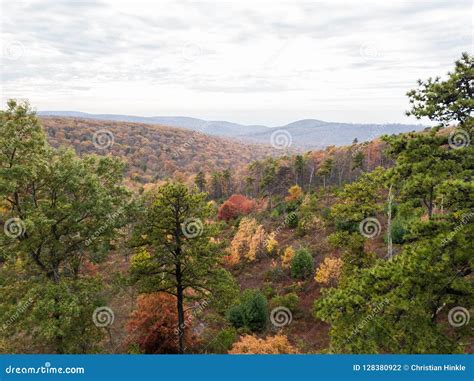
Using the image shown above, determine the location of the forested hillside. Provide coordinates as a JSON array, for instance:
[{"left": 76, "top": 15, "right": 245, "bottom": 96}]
[
  {"left": 40, "top": 117, "right": 282, "bottom": 185},
  {"left": 0, "top": 53, "right": 472, "bottom": 355}
]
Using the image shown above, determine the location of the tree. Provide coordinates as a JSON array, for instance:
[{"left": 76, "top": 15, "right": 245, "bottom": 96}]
[
  {"left": 227, "top": 289, "right": 268, "bottom": 332},
  {"left": 314, "top": 257, "right": 343, "bottom": 286},
  {"left": 228, "top": 334, "right": 298, "bottom": 354},
  {"left": 291, "top": 248, "right": 314, "bottom": 279},
  {"left": 228, "top": 217, "right": 266, "bottom": 264},
  {"left": 265, "top": 232, "right": 278, "bottom": 256},
  {"left": 126, "top": 292, "right": 198, "bottom": 354},
  {"left": 314, "top": 55, "right": 473, "bottom": 354},
  {"left": 217, "top": 194, "right": 256, "bottom": 222},
  {"left": 285, "top": 184, "right": 303, "bottom": 202},
  {"left": 130, "top": 182, "right": 222, "bottom": 353},
  {"left": 281, "top": 246, "right": 295, "bottom": 269},
  {"left": 294, "top": 155, "right": 305, "bottom": 187},
  {"left": 194, "top": 171, "right": 207, "bottom": 193},
  {"left": 383, "top": 130, "right": 460, "bottom": 219},
  {"left": 318, "top": 157, "right": 333, "bottom": 189},
  {"left": 210, "top": 171, "right": 222, "bottom": 199},
  {"left": 0, "top": 100, "right": 131, "bottom": 353},
  {"left": 406, "top": 52, "right": 473, "bottom": 126}
]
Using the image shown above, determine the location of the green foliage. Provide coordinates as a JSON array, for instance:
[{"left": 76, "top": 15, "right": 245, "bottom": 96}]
[
  {"left": 285, "top": 212, "right": 298, "bottom": 228},
  {"left": 264, "top": 267, "right": 287, "bottom": 282},
  {"left": 0, "top": 100, "right": 131, "bottom": 353},
  {"left": 208, "top": 269, "right": 240, "bottom": 314},
  {"left": 130, "top": 182, "right": 224, "bottom": 353},
  {"left": 291, "top": 248, "right": 314, "bottom": 279},
  {"left": 389, "top": 217, "right": 409, "bottom": 244},
  {"left": 227, "top": 289, "right": 268, "bottom": 332},
  {"left": 315, "top": 54, "right": 474, "bottom": 354},
  {"left": 205, "top": 328, "right": 237, "bottom": 353},
  {"left": 270, "top": 293, "right": 299, "bottom": 312},
  {"left": 314, "top": 229, "right": 473, "bottom": 353},
  {"left": 406, "top": 52, "right": 473, "bottom": 125}
]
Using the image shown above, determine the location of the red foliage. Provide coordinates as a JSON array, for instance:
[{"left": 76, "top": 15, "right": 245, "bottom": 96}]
[
  {"left": 218, "top": 194, "right": 256, "bottom": 222},
  {"left": 125, "top": 293, "right": 197, "bottom": 354}
]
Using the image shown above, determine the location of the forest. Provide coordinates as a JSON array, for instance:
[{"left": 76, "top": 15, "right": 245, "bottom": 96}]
[{"left": 0, "top": 53, "right": 472, "bottom": 355}]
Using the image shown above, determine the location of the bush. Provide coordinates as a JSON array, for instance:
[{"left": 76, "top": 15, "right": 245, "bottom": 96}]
[
  {"left": 285, "top": 212, "right": 298, "bottom": 228},
  {"left": 281, "top": 246, "right": 295, "bottom": 269},
  {"left": 264, "top": 267, "right": 286, "bottom": 282},
  {"left": 227, "top": 289, "right": 268, "bottom": 332},
  {"left": 270, "top": 293, "right": 299, "bottom": 312},
  {"left": 206, "top": 328, "right": 237, "bottom": 353},
  {"left": 228, "top": 334, "right": 299, "bottom": 354},
  {"left": 291, "top": 248, "right": 314, "bottom": 279},
  {"left": 390, "top": 217, "right": 409, "bottom": 244},
  {"left": 218, "top": 194, "right": 256, "bottom": 222}
]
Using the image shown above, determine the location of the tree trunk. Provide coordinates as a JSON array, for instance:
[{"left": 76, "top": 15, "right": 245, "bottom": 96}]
[{"left": 176, "top": 263, "right": 185, "bottom": 354}]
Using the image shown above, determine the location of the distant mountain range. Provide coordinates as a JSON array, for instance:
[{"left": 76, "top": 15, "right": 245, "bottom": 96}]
[{"left": 38, "top": 111, "right": 426, "bottom": 149}]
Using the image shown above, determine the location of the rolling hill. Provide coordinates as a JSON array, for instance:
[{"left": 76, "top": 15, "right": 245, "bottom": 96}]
[
  {"left": 38, "top": 111, "right": 425, "bottom": 149},
  {"left": 39, "top": 116, "right": 281, "bottom": 185}
]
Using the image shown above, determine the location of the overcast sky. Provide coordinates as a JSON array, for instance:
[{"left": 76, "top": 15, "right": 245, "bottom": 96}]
[{"left": 0, "top": 0, "right": 472, "bottom": 126}]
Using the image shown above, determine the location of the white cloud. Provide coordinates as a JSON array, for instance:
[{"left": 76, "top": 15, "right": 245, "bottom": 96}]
[{"left": 0, "top": 0, "right": 472, "bottom": 125}]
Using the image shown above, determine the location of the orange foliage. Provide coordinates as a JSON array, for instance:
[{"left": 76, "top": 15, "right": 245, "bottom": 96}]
[
  {"left": 228, "top": 334, "right": 299, "bottom": 354},
  {"left": 218, "top": 194, "right": 256, "bottom": 222},
  {"left": 41, "top": 117, "right": 275, "bottom": 185},
  {"left": 126, "top": 293, "right": 197, "bottom": 354}
]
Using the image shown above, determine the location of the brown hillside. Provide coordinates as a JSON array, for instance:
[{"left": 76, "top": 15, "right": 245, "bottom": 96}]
[{"left": 40, "top": 116, "right": 282, "bottom": 184}]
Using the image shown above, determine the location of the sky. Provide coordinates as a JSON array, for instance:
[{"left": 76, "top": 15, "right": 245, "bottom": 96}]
[{"left": 0, "top": 0, "right": 472, "bottom": 126}]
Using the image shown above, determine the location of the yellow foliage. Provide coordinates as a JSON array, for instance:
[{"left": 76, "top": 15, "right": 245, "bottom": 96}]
[
  {"left": 229, "top": 334, "right": 299, "bottom": 354},
  {"left": 246, "top": 225, "right": 266, "bottom": 261},
  {"left": 281, "top": 246, "right": 295, "bottom": 268},
  {"left": 314, "top": 257, "right": 343, "bottom": 285},
  {"left": 228, "top": 217, "right": 266, "bottom": 264},
  {"left": 285, "top": 185, "right": 303, "bottom": 201},
  {"left": 265, "top": 232, "right": 278, "bottom": 255}
]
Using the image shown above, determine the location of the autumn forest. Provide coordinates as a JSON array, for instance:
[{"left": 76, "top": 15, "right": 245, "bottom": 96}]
[{"left": 0, "top": 53, "right": 472, "bottom": 355}]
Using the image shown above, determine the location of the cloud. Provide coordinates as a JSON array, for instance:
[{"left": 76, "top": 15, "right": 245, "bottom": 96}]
[{"left": 0, "top": 0, "right": 471, "bottom": 125}]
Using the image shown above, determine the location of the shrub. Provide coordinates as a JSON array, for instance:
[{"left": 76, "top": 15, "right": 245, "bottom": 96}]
[
  {"left": 314, "top": 257, "right": 343, "bottom": 286},
  {"left": 390, "top": 217, "right": 409, "bottom": 244},
  {"left": 285, "top": 185, "right": 303, "bottom": 202},
  {"left": 291, "top": 248, "right": 314, "bottom": 279},
  {"left": 228, "top": 334, "right": 298, "bottom": 354},
  {"left": 218, "top": 194, "right": 256, "bottom": 222},
  {"left": 270, "top": 293, "right": 299, "bottom": 312},
  {"left": 281, "top": 246, "right": 295, "bottom": 269},
  {"left": 265, "top": 232, "right": 278, "bottom": 255},
  {"left": 227, "top": 289, "right": 268, "bottom": 332},
  {"left": 207, "top": 328, "right": 238, "bottom": 353},
  {"left": 227, "top": 305, "right": 245, "bottom": 328},
  {"left": 228, "top": 217, "right": 266, "bottom": 264},
  {"left": 125, "top": 293, "right": 197, "bottom": 354},
  {"left": 264, "top": 267, "right": 287, "bottom": 282},
  {"left": 285, "top": 212, "right": 298, "bottom": 228}
]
